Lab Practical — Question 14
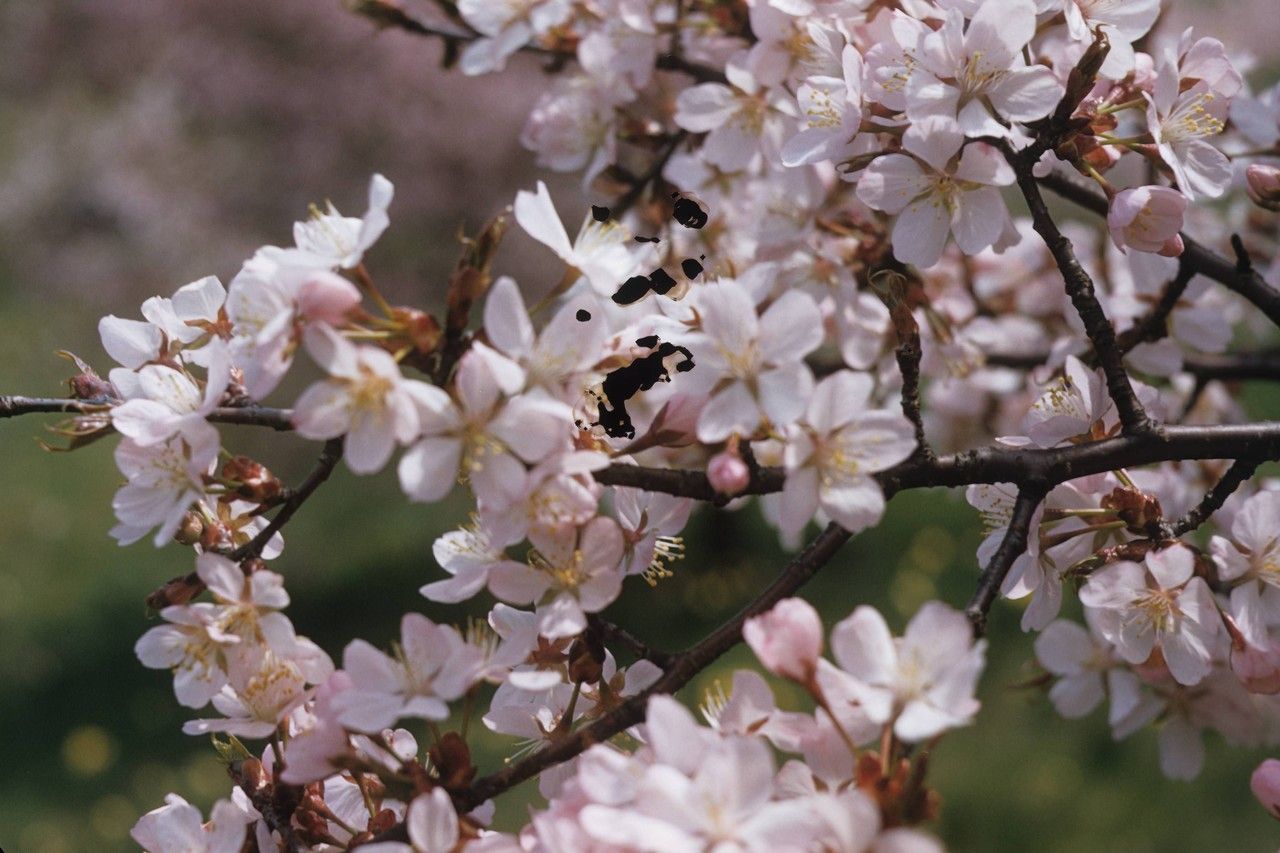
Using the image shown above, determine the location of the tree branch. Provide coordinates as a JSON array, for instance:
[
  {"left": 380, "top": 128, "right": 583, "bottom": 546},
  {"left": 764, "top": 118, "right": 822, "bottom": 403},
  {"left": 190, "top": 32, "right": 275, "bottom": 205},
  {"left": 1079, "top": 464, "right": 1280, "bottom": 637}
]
[
  {"left": 1005, "top": 146, "right": 1153, "bottom": 434},
  {"left": 588, "top": 615, "right": 676, "bottom": 670},
  {"left": 1170, "top": 456, "right": 1264, "bottom": 537},
  {"left": 145, "top": 438, "right": 345, "bottom": 610},
  {"left": 985, "top": 349, "right": 1280, "bottom": 383},
  {"left": 965, "top": 485, "right": 1045, "bottom": 637},
  {"left": 455, "top": 522, "right": 851, "bottom": 811},
  {"left": 1037, "top": 170, "right": 1280, "bottom": 330}
]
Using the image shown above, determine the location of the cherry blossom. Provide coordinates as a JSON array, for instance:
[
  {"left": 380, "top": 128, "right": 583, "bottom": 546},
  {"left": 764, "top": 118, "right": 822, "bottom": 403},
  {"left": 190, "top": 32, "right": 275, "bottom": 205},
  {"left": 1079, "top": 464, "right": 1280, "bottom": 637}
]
[
  {"left": 397, "top": 343, "right": 570, "bottom": 504},
  {"left": 1211, "top": 490, "right": 1280, "bottom": 649},
  {"left": 906, "top": 0, "right": 1064, "bottom": 137},
  {"left": 1107, "top": 185, "right": 1187, "bottom": 257},
  {"left": 780, "top": 370, "right": 917, "bottom": 538},
  {"left": 292, "top": 325, "right": 423, "bottom": 474},
  {"left": 827, "top": 601, "right": 986, "bottom": 741},
  {"left": 687, "top": 281, "right": 823, "bottom": 442},
  {"left": 131, "top": 794, "right": 253, "bottom": 853},
  {"left": 488, "top": 516, "right": 626, "bottom": 639},
  {"left": 1079, "top": 544, "right": 1223, "bottom": 686},
  {"left": 331, "top": 613, "right": 480, "bottom": 733},
  {"left": 290, "top": 172, "right": 393, "bottom": 270},
  {"left": 744, "top": 598, "right": 824, "bottom": 682},
  {"left": 856, "top": 117, "right": 1014, "bottom": 268}
]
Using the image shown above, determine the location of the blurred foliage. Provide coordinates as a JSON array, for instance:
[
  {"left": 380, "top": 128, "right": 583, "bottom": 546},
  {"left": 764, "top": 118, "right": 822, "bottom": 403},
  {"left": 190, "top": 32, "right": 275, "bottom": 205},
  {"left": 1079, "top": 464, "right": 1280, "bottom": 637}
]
[{"left": 3, "top": 290, "right": 1280, "bottom": 851}]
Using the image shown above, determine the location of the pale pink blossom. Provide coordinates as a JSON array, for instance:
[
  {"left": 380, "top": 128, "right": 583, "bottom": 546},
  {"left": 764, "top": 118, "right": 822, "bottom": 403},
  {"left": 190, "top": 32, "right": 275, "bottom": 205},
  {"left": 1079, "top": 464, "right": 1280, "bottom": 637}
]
[
  {"left": 780, "top": 371, "right": 916, "bottom": 538},
  {"left": 687, "top": 282, "right": 823, "bottom": 443},
  {"left": 110, "top": 427, "right": 220, "bottom": 547},
  {"left": 483, "top": 275, "right": 607, "bottom": 393},
  {"left": 331, "top": 613, "right": 481, "bottom": 733},
  {"left": 457, "top": 0, "right": 572, "bottom": 76},
  {"left": 421, "top": 517, "right": 527, "bottom": 604},
  {"left": 291, "top": 173, "right": 393, "bottom": 269},
  {"left": 397, "top": 344, "right": 571, "bottom": 505},
  {"left": 182, "top": 650, "right": 313, "bottom": 739},
  {"left": 906, "top": 0, "right": 1063, "bottom": 137},
  {"left": 291, "top": 325, "right": 423, "bottom": 475},
  {"left": 225, "top": 247, "right": 362, "bottom": 399},
  {"left": 781, "top": 45, "right": 866, "bottom": 168},
  {"left": 674, "top": 62, "right": 795, "bottom": 172},
  {"left": 1211, "top": 490, "right": 1280, "bottom": 649},
  {"left": 488, "top": 516, "right": 626, "bottom": 639},
  {"left": 827, "top": 601, "right": 986, "bottom": 741},
  {"left": 707, "top": 449, "right": 751, "bottom": 497},
  {"left": 1079, "top": 544, "right": 1224, "bottom": 686},
  {"left": 131, "top": 794, "right": 253, "bottom": 853},
  {"left": 1107, "top": 186, "right": 1187, "bottom": 257},
  {"left": 357, "top": 789, "right": 460, "bottom": 853},
  {"left": 743, "top": 597, "right": 824, "bottom": 682},
  {"left": 856, "top": 117, "right": 1014, "bottom": 268},
  {"left": 514, "top": 180, "right": 637, "bottom": 295},
  {"left": 99, "top": 275, "right": 227, "bottom": 370},
  {"left": 1252, "top": 759, "right": 1280, "bottom": 819}
]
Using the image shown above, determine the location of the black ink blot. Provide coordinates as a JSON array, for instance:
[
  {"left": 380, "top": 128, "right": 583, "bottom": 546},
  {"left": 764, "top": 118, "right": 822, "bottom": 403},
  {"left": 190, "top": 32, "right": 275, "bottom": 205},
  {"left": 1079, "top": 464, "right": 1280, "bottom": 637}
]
[
  {"left": 576, "top": 309, "right": 592, "bottom": 322},
  {"left": 613, "top": 268, "right": 678, "bottom": 305},
  {"left": 591, "top": 205, "right": 612, "bottom": 223},
  {"left": 635, "top": 235, "right": 661, "bottom": 243},
  {"left": 671, "top": 194, "right": 708, "bottom": 230},
  {"left": 681, "top": 255, "right": 705, "bottom": 280},
  {"left": 584, "top": 337, "right": 695, "bottom": 439}
]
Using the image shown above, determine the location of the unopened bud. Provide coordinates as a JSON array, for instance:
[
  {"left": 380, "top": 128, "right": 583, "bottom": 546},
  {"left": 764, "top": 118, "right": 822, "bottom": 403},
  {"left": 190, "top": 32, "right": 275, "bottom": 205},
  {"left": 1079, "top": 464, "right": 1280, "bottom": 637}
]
[
  {"left": 69, "top": 373, "right": 114, "bottom": 400},
  {"left": 174, "top": 512, "right": 204, "bottom": 546},
  {"left": 295, "top": 808, "right": 330, "bottom": 845},
  {"left": 1075, "top": 27, "right": 1111, "bottom": 85},
  {"left": 1100, "top": 487, "right": 1163, "bottom": 532},
  {"left": 707, "top": 449, "right": 750, "bottom": 497},
  {"left": 145, "top": 572, "right": 204, "bottom": 610},
  {"left": 222, "top": 456, "right": 283, "bottom": 504},
  {"left": 1253, "top": 759, "right": 1280, "bottom": 819},
  {"left": 1247, "top": 164, "right": 1280, "bottom": 212},
  {"left": 368, "top": 808, "right": 398, "bottom": 834},
  {"left": 429, "top": 732, "right": 477, "bottom": 789},
  {"left": 240, "top": 757, "right": 269, "bottom": 793},
  {"left": 391, "top": 307, "right": 442, "bottom": 355},
  {"left": 568, "top": 635, "right": 605, "bottom": 685}
]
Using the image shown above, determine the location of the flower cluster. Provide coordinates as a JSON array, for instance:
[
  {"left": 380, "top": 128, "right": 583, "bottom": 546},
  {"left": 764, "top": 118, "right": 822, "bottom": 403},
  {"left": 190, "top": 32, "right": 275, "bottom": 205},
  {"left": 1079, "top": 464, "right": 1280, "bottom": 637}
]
[{"left": 13, "top": 0, "right": 1280, "bottom": 847}]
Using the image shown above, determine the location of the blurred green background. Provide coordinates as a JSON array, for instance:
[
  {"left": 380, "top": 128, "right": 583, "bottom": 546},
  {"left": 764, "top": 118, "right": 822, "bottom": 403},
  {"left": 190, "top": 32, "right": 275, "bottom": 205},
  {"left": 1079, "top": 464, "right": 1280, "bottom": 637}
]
[{"left": 3, "top": 0, "right": 1280, "bottom": 850}]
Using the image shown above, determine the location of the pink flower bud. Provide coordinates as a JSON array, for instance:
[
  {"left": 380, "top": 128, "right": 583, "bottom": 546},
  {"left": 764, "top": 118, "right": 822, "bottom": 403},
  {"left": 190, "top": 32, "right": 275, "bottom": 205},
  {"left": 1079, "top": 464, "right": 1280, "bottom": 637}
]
[
  {"left": 707, "top": 449, "right": 750, "bottom": 496},
  {"left": 743, "top": 598, "right": 824, "bottom": 682},
  {"left": 1247, "top": 164, "right": 1280, "bottom": 212},
  {"left": 1107, "top": 186, "right": 1187, "bottom": 256},
  {"left": 1252, "top": 759, "right": 1280, "bottom": 819},
  {"left": 297, "top": 271, "right": 361, "bottom": 325},
  {"left": 1232, "top": 641, "right": 1280, "bottom": 694}
]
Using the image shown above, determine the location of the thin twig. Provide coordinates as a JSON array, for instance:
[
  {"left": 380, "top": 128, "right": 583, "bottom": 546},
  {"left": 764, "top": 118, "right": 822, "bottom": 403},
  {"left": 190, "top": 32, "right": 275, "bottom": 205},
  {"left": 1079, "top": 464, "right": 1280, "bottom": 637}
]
[
  {"left": 145, "top": 438, "right": 345, "bottom": 609},
  {"left": 966, "top": 485, "right": 1046, "bottom": 636},
  {"left": 1038, "top": 171, "right": 1280, "bottom": 330},
  {"left": 1171, "top": 456, "right": 1264, "bottom": 537},
  {"left": 1004, "top": 144, "right": 1153, "bottom": 435},
  {"left": 588, "top": 615, "right": 676, "bottom": 670}
]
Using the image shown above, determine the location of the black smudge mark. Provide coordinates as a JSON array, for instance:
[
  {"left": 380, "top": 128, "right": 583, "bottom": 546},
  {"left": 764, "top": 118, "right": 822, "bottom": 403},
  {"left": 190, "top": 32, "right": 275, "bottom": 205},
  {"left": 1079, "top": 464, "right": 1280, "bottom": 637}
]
[
  {"left": 635, "top": 235, "right": 661, "bottom": 243},
  {"left": 671, "top": 193, "right": 708, "bottom": 230},
  {"left": 681, "top": 255, "right": 705, "bottom": 280},
  {"left": 613, "top": 268, "right": 678, "bottom": 305},
  {"left": 576, "top": 309, "right": 592, "bottom": 322},
  {"left": 577, "top": 337, "right": 695, "bottom": 439},
  {"left": 591, "top": 205, "right": 612, "bottom": 223}
]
